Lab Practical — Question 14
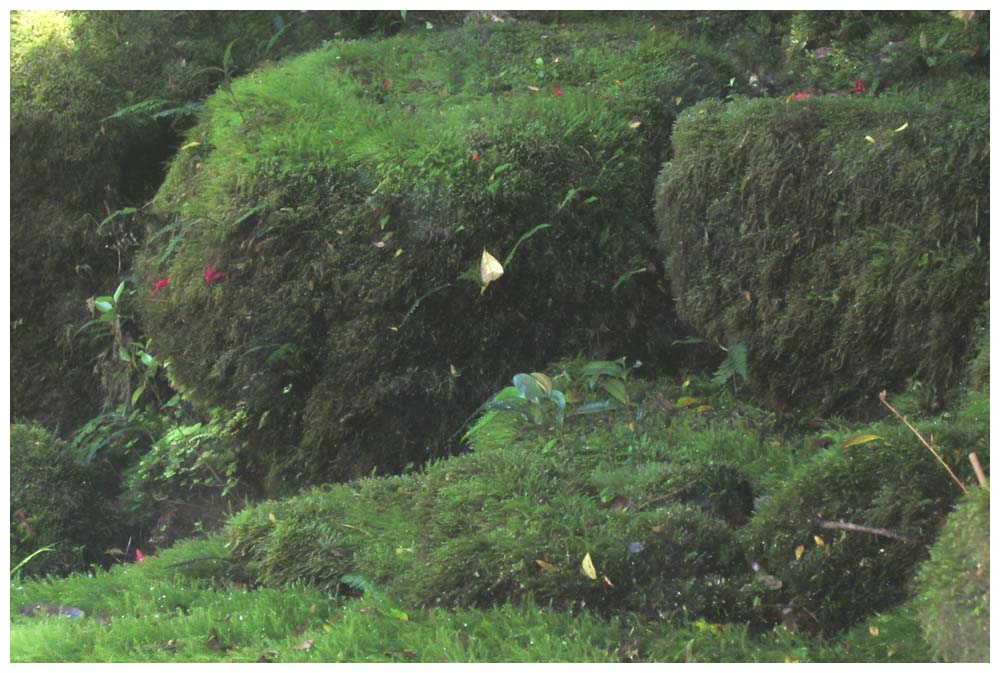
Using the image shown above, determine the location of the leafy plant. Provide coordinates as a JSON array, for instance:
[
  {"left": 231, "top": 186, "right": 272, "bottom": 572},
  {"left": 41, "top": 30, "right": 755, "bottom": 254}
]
[
  {"left": 580, "top": 356, "right": 638, "bottom": 405},
  {"left": 712, "top": 342, "right": 748, "bottom": 390}
]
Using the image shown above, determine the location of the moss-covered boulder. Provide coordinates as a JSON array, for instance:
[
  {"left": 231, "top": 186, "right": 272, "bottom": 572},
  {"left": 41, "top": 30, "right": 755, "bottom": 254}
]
[
  {"left": 913, "top": 484, "right": 989, "bottom": 662},
  {"left": 136, "top": 19, "right": 736, "bottom": 485},
  {"left": 10, "top": 10, "right": 398, "bottom": 432},
  {"left": 10, "top": 423, "right": 124, "bottom": 577},
  {"left": 655, "top": 88, "right": 988, "bottom": 415},
  {"left": 741, "top": 394, "right": 989, "bottom": 633}
]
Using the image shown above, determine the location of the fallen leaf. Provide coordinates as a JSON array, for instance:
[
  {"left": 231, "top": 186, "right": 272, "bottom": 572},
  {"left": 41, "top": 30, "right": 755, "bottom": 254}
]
[
  {"left": 479, "top": 249, "right": 504, "bottom": 285},
  {"left": 581, "top": 552, "right": 598, "bottom": 580},
  {"left": 894, "top": 122, "right": 908, "bottom": 133},
  {"left": 603, "top": 575, "right": 615, "bottom": 588},
  {"left": 814, "top": 535, "right": 826, "bottom": 547},
  {"left": 535, "top": 559, "right": 555, "bottom": 571},
  {"left": 865, "top": 135, "right": 877, "bottom": 144},
  {"left": 394, "top": 248, "right": 403, "bottom": 257},
  {"left": 181, "top": 141, "right": 201, "bottom": 151},
  {"left": 268, "top": 512, "right": 276, "bottom": 522},
  {"left": 795, "top": 545, "right": 805, "bottom": 560},
  {"left": 526, "top": 85, "right": 540, "bottom": 92},
  {"left": 869, "top": 625, "right": 880, "bottom": 637},
  {"left": 694, "top": 404, "right": 713, "bottom": 413},
  {"left": 676, "top": 396, "right": 702, "bottom": 407},
  {"left": 292, "top": 639, "right": 314, "bottom": 650},
  {"left": 628, "top": 118, "right": 642, "bottom": 129},
  {"left": 608, "top": 495, "right": 631, "bottom": 511},
  {"left": 842, "top": 434, "right": 884, "bottom": 449}
]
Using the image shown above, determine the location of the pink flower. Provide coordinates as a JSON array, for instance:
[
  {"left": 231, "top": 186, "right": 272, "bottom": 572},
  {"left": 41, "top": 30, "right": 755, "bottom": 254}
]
[
  {"left": 135, "top": 549, "right": 145, "bottom": 562},
  {"left": 204, "top": 265, "right": 222, "bottom": 286},
  {"left": 382, "top": 79, "right": 392, "bottom": 89},
  {"left": 850, "top": 79, "right": 867, "bottom": 94},
  {"left": 148, "top": 278, "right": 170, "bottom": 299},
  {"left": 552, "top": 86, "right": 564, "bottom": 97},
  {"left": 792, "top": 91, "right": 811, "bottom": 100}
]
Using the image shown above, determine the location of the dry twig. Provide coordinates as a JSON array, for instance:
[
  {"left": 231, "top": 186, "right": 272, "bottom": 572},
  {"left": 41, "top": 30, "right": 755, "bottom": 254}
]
[{"left": 813, "top": 516, "right": 915, "bottom": 544}]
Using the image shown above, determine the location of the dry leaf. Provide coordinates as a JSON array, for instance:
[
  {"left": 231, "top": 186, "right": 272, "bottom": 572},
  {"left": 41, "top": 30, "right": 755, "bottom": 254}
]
[
  {"left": 694, "top": 404, "right": 713, "bottom": 413},
  {"left": 865, "top": 135, "right": 877, "bottom": 144},
  {"left": 292, "top": 639, "right": 314, "bottom": 651},
  {"left": 603, "top": 575, "right": 615, "bottom": 588},
  {"left": 479, "top": 249, "right": 504, "bottom": 285},
  {"left": 894, "top": 122, "right": 909, "bottom": 133},
  {"left": 869, "top": 625, "right": 880, "bottom": 637},
  {"left": 842, "top": 434, "right": 884, "bottom": 449},
  {"left": 535, "top": 559, "right": 555, "bottom": 571},
  {"left": 795, "top": 545, "right": 805, "bottom": 560},
  {"left": 581, "top": 552, "right": 598, "bottom": 580},
  {"left": 628, "top": 118, "right": 642, "bottom": 129},
  {"left": 814, "top": 535, "right": 826, "bottom": 547}
]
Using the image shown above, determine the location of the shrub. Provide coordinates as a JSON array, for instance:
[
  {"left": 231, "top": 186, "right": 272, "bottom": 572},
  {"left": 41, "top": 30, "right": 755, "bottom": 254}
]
[{"left": 913, "top": 485, "right": 989, "bottom": 662}]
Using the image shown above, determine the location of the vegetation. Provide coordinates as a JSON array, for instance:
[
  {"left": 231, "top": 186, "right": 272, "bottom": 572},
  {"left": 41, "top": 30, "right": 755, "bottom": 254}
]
[{"left": 8, "top": 9, "right": 989, "bottom": 664}]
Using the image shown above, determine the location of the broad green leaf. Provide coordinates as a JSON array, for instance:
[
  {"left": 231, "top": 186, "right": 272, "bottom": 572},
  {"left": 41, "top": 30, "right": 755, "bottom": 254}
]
[
  {"left": 112, "top": 281, "right": 126, "bottom": 303},
  {"left": 580, "top": 360, "right": 626, "bottom": 379},
  {"left": 513, "top": 373, "right": 545, "bottom": 403},
  {"left": 95, "top": 298, "right": 114, "bottom": 313},
  {"left": 529, "top": 372, "right": 553, "bottom": 395},
  {"left": 388, "top": 608, "right": 409, "bottom": 622},
  {"left": 842, "top": 434, "right": 885, "bottom": 449},
  {"left": 550, "top": 389, "right": 566, "bottom": 426},
  {"left": 611, "top": 268, "right": 647, "bottom": 293},
  {"left": 559, "top": 187, "right": 582, "bottom": 210},
  {"left": 118, "top": 346, "right": 131, "bottom": 362},
  {"left": 601, "top": 379, "right": 628, "bottom": 405},
  {"left": 570, "top": 400, "right": 618, "bottom": 416},
  {"left": 131, "top": 386, "right": 146, "bottom": 407},
  {"left": 139, "top": 351, "right": 156, "bottom": 368},
  {"left": 166, "top": 394, "right": 181, "bottom": 408}
]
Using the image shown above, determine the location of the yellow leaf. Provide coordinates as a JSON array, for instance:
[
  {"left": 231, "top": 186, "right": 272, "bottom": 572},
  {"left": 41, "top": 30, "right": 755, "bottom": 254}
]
[
  {"left": 180, "top": 141, "right": 201, "bottom": 151},
  {"left": 869, "top": 625, "right": 880, "bottom": 637},
  {"left": 894, "top": 122, "right": 908, "bottom": 133},
  {"left": 322, "top": 623, "right": 332, "bottom": 633},
  {"left": 581, "top": 552, "right": 597, "bottom": 580},
  {"left": 694, "top": 404, "right": 713, "bottom": 413},
  {"left": 388, "top": 326, "right": 399, "bottom": 332},
  {"left": 530, "top": 372, "right": 554, "bottom": 395},
  {"left": 842, "top": 434, "right": 884, "bottom": 449},
  {"left": 268, "top": 513, "right": 276, "bottom": 522},
  {"left": 675, "top": 96, "right": 683, "bottom": 106},
  {"left": 785, "top": 656, "right": 799, "bottom": 663},
  {"left": 795, "top": 545, "right": 805, "bottom": 560},
  {"left": 628, "top": 118, "right": 642, "bottom": 129},
  {"left": 535, "top": 559, "right": 554, "bottom": 571},
  {"left": 865, "top": 135, "right": 877, "bottom": 144},
  {"left": 394, "top": 248, "right": 403, "bottom": 257},
  {"left": 676, "top": 396, "right": 702, "bottom": 407},
  {"left": 682, "top": 378, "right": 691, "bottom": 389},
  {"left": 450, "top": 364, "right": 459, "bottom": 377},
  {"left": 814, "top": 535, "right": 826, "bottom": 547},
  {"left": 479, "top": 249, "right": 504, "bottom": 286},
  {"left": 564, "top": 391, "right": 582, "bottom": 404}
]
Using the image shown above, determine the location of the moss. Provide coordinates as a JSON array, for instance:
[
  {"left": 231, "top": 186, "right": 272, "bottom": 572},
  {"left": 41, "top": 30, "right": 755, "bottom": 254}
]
[
  {"left": 136, "top": 19, "right": 736, "bottom": 486},
  {"left": 10, "top": 423, "right": 124, "bottom": 577},
  {"left": 913, "top": 485, "right": 989, "bottom": 662},
  {"left": 656, "top": 90, "right": 988, "bottom": 417},
  {"left": 741, "top": 396, "right": 989, "bottom": 633},
  {"left": 9, "top": 10, "right": 400, "bottom": 432}
]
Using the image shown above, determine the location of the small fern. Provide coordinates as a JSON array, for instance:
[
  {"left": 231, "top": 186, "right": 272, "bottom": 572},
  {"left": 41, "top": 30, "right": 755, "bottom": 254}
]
[
  {"left": 339, "top": 572, "right": 380, "bottom": 597},
  {"left": 712, "top": 342, "right": 748, "bottom": 389}
]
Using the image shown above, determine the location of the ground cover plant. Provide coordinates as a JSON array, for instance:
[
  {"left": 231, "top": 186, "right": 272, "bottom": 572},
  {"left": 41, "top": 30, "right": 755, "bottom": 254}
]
[{"left": 9, "top": 9, "right": 989, "bottom": 664}]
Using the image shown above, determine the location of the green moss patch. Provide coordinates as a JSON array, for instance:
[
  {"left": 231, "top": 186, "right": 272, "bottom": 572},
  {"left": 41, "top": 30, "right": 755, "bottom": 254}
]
[
  {"left": 137, "top": 19, "right": 736, "bottom": 485},
  {"left": 656, "top": 90, "right": 988, "bottom": 415},
  {"left": 913, "top": 484, "right": 989, "bottom": 662}
]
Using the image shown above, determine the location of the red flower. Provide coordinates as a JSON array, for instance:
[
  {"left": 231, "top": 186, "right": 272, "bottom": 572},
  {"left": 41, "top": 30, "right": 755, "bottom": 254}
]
[
  {"left": 382, "top": 79, "right": 392, "bottom": 89},
  {"left": 135, "top": 549, "right": 145, "bottom": 562},
  {"left": 148, "top": 278, "right": 170, "bottom": 299},
  {"left": 470, "top": 149, "right": 481, "bottom": 163},
  {"left": 850, "top": 79, "right": 867, "bottom": 94},
  {"left": 792, "top": 91, "right": 811, "bottom": 100},
  {"left": 204, "top": 264, "right": 222, "bottom": 286},
  {"left": 552, "top": 86, "right": 564, "bottom": 97}
]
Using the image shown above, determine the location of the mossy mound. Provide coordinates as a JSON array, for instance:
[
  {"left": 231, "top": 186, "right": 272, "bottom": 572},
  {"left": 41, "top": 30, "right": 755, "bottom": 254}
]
[
  {"left": 10, "top": 424, "right": 125, "bottom": 577},
  {"left": 225, "top": 367, "right": 766, "bottom": 623},
  {"left": 137, "top": 19, "right": 736, "bottom": 485},
  {"left": 10, "top": 10, "right": 399, "bottom": 432},
  {"left": 741, "top": 396, "right": 989, "bottom": 633},
  {"left": 913, "top": 485, "right": 989, "bottom": 662},
  {"left": 655, "top": 90, "right": 988, "bottom": 415}
]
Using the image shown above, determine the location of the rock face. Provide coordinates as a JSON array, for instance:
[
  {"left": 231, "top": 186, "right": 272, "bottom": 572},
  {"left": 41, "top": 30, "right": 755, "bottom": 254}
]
[
  {"left": 655, "top": 88, "right": 988, "bottom": 415},
  {"left": 136, "top": 20, "right": 734, "bottom": 487}
]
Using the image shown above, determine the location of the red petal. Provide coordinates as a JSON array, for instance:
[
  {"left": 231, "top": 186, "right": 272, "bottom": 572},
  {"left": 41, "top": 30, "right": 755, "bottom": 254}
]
[{"left": 552, "top": 86, "right": 564, "bottom": 97}]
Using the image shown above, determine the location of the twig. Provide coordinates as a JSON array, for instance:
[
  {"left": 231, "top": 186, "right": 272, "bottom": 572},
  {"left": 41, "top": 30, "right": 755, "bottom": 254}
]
[
  {"left": 813, "top": 517, "right": 915, "bottom": 544},
  {"left": 969, "top": 453, "right": 988, "bottom": 488},
  {"left": 879, "top": 390, "right": 968, "bottom": 495}
]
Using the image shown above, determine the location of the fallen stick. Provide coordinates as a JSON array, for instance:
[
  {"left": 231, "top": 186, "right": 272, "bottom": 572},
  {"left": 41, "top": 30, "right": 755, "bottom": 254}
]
[
  {"left": 969, "top": 452, "right": 988, "bottom": 488},
  {"left": 813, "top": 516, "right": 915, "bottom": 544},
  {"left": 879, "top": 390, "right": 968, "bottom": 495}
]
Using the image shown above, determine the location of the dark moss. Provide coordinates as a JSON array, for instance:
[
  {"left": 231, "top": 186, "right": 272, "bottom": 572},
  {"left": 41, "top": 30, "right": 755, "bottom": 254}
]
[
  {"left": 913, "top": 485, "right": 989, "bottom": 662},
  {"left": 10, "top": 423, "right": 124, "bottom": 577},
  {"left": 656, "top": 91, "right": 988, "bottom": 417},
  {"left": 741, "top": 401, "right": 989, "bottom": 633}
]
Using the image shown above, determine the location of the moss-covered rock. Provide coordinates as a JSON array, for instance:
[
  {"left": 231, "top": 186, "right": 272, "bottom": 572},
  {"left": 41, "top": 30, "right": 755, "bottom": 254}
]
[
  {"left": 137, "top": 19, "right": 736, "bottom": 485},
  {"left": 10, "top": 423, "right": 124, "bottom": 577},
  {"left": 913, "top": 484, "right": 989, "bottom": 662},
  {"left": 655, "top": 89, "right": 988, "bottom": 416},
  {"left": 10, "top": 10, "right": 399, "bottom": 433},
  {"left": 741, "top": 396, "right": 989, "bottom": 633}
]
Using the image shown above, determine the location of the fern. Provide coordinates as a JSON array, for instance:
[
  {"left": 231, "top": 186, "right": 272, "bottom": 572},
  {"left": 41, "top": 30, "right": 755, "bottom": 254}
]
[
  {"left": 339, "top": 572, "right": 380, "bottom": 596},
  {"left": 102, "top": 98, "right": 169, "bottom": 121},
  {"left": 712, "top": 342, "right": 748, "bottom": 388}
]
